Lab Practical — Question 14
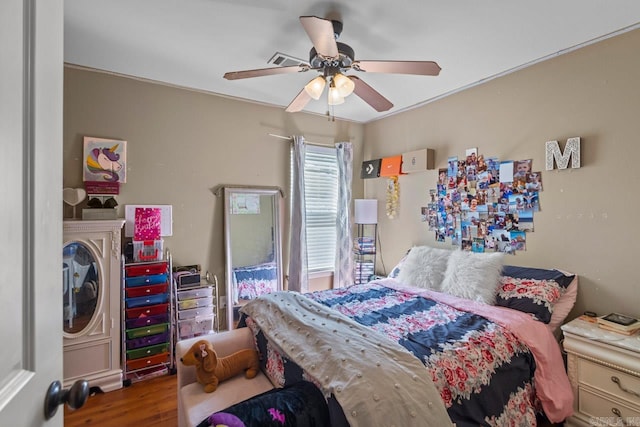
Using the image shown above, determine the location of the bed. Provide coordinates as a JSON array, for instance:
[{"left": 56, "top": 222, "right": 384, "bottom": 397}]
[
  {"left": 232, "top": 261, "right": 278, "bottom": 303},
  {"left": 202, "top": 247, "right": 577, "bottom": 427}
]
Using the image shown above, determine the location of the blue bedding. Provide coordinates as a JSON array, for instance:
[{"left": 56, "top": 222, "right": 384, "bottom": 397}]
[
  {"left": 233, "top": 262, "right": 278, "bottom": 301},
  {"left": 240, "top": 282, "right": 544, "bottom": 426}
]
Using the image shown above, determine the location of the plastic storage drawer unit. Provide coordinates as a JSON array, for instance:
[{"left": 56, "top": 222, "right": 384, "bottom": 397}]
[
  {"left": 125, "top": 293, "right": 169, "bottom": 308},
  {"left": 126, "top": 342, "right": 169, "bottom": 360},
  {"left": 125, "top": 262, "right": 168, "bottom": 277},
  {"left": 176, "top": 287, "right": 213, "bottom": 301},
  {"left": 126, "top": 352, "right": 169, "bottom": 371},
  {"left": 125, "top": 303, "right": 169, "bottom": 319},
  {"left": 125, "top": 313, "right": 169, "bottom": 329},
  {"left": 125, "top": 283, "right": 168, "bottom": 298},
  {"left": 177, "top": 296, "right": 213, "bottom": 310},
  {"left": 178, "top": 306, "right": 213, "bottom": 320},
  {"left": 125, "top": 273, "right": 168, "bottom": 287},
  {"left": 178, "top": 315, "right": 214, "bottom": 339},
  {"left": 125, "top": 332, "right": 169, "bottom": 350},
  {"left": 126, "top": 322, "right": 169, "bottom": 339}
]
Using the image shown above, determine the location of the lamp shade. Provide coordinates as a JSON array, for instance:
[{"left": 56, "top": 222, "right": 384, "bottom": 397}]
[
  {"left": 333, "top": 73, "right": 355, "bottom": 97},
  {"left": 327, "top": 85, "right": 344, "bottom": 105},
  {"left": 354, "top": 199, "right": 378, "bottom": 224},
  {"left": 304, "top": 76, "right": 326, "bottom": 100}
]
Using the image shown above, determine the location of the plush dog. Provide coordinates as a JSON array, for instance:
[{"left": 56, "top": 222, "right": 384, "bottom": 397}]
[{"left": 180, "top": 340, "right": 260, "bottom": 393}]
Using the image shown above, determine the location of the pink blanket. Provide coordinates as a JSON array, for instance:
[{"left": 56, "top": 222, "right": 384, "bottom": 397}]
[{"left": 379, "top": 278, "right": 574, "bottom": 423}]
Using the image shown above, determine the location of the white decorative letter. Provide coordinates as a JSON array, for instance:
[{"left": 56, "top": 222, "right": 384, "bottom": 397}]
[{"left": 545, "top": 137, "right": 581, "bottom": 170}]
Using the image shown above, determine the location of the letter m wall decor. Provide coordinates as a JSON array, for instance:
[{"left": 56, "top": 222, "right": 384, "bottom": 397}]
[{"left": 545, "top": 137, "right": 581, "bottom": 170}]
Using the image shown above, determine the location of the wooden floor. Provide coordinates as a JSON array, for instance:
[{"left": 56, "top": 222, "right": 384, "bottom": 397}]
[
  {"left": 64, "top": 374, "right": 178, "bottom": 427},
  {"left": 64, "top": 372, "right": 561, "bottom": 427}
]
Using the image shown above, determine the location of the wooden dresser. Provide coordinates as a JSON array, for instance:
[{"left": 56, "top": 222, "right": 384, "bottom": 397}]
[{"left": 562, "top": 318, "right": 640, "bottom": 426}]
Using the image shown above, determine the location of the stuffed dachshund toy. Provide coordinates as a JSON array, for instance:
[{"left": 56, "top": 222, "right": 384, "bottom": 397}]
[{"left": 180, "top": 340, "right": 260, "bottom": 393}]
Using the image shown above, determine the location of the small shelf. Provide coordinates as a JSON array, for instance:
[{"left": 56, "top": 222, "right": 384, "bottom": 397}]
[{"left": 354, "top": 223, "right": 377, "bottom": 285}]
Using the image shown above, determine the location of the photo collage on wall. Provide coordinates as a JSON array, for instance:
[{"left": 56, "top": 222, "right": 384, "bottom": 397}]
[{"left": 423, "top": 148, "right": 543, "bottom": 254}]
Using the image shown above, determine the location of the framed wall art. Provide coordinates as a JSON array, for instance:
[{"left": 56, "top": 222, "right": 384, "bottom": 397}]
[{"left": 83, "top": 136, "right": 127, "bottom": 183}]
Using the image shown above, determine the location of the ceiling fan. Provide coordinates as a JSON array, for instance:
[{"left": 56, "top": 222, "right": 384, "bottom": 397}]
[{"left": 223, "top": 15, "right": 441, "bottom": 113}]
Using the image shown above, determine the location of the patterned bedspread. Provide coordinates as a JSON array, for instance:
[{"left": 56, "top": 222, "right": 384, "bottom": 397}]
[
  {"left": 233, "top": 262, "right": 278, "bottom": 302},
  {"left": 241, "top": 281, "right": 571, "bottom": 426}
]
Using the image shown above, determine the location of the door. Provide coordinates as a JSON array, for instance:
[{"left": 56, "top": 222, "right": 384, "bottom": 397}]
[{"left": 0, "top": 0, "right": 64, "bottom": 426}]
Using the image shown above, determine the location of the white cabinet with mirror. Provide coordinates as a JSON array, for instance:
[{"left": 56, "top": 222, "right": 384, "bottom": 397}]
[
  {"left": 63, "top": 219, "right": 125, "bottom": 392},
  {"left": 222, "top": 187, "right": 283, "bottom": 330}
]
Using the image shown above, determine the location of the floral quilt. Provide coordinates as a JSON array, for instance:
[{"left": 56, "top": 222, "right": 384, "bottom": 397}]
[{"left": 241, "top": 282, "right": 545, "bottom": 426}]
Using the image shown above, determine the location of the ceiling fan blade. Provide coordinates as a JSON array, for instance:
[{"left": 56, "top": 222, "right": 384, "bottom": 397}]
[
  {"left": 224, "top": 65, "right": 308, "bottom": 80},
  {"left": 353, "top": 60, "right": 441, "bottom": 76},
  {"left": 349, "top": 76, "right": 393, "bottom": 112},
  {"left": 300, "top": 16, "right": 339, "bottom": 59},
  {"left": 285, "top": 88, "right": 312, "bottom": 113}
]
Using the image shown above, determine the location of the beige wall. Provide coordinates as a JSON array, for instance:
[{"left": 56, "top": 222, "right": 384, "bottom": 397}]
[
  {"left": 64, "top": 27, "right": 640, "bottom": 324},
  {"left": 364, "top": 28, "right": 640, "bottom": 321},
  {"left": 63, "top": 68, "right": 365, "bottom": 295}
]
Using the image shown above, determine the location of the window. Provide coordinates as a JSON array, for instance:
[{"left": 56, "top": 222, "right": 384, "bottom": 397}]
[{"left": 291, "top": 145, "right": 339, "bottom": 273}]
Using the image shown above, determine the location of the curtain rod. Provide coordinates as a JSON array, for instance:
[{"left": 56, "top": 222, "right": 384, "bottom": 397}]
[{"left": 268, "top": 133, "right": 336, "bottom": 148}]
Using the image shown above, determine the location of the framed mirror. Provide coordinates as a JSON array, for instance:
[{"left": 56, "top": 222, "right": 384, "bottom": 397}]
[
  {"left": 62, "top": 241, "right": 100, "bottom": 335},
  {"left": 223, "top": 186, "right": 283, "bottom": 329}
]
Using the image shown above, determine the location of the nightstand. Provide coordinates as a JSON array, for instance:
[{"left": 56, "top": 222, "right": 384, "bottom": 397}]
[{"left": 561, "top": 318, "right": 640, "bottom": 426}]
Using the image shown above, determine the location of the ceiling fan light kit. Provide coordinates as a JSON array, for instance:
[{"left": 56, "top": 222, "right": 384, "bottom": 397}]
[
  {"left": 304, "top": 75, "right": 326, "bottom": 100},
  {"left": 328, "top": 83, "right": 345, "bottom": 106},
  {"left": 333, "top": 73, "right": 355, "bottom": 97},
  {"left": 223, "top": 15, "right": 441, "bottom": 114}
]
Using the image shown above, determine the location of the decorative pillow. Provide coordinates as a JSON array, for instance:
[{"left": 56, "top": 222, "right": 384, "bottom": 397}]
[
  {"left": 396, "top": 246, "right": 452, "bottom": 291},
  {"left": 388, "top": 253, "right": 409, "bottom": 278},
  {"left": 440, "top": 250, "right": 504, "bottom": 304},
  {"left": 547, "top": 276, "right": 578, "bottom": 330},
  {"left": 501, "top": 265, "right": 578, "bottom": 328},
  {"left": 496, "top": 276, "right": 567, "bottom": 323},
  {"left": 502, "top": 265, "right": 575, "bottom": 288}
]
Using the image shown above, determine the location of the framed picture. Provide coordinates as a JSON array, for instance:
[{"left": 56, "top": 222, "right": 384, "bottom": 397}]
[{"left": 83, "top": 136, "right": 127, "bottom": 183}]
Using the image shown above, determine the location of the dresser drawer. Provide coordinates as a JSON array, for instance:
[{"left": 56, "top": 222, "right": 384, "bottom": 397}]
[
  {"left": 125, "top": 303, "right": 168, "bottom": 319},
  {"left": 178, "top": 306, "right": 213, "bottom": 320},
  {"left": 125, "top": 312, "right": 169, "bottom": 329},
  {"left": 125, "top": 262, "right": 168, "bottom": 277},
  {"left": 125, "top": 352, "right": 169, "bottom": 371},
  {"left": 126, "top": 322, "right": 169, "bottom": 339},
  {"left": 177, "top": 296, "right": 213, "bottom": 310},
  {"left": 125, "top": 331, "right": 169, "bottom": 350},
  {"left": 579, "top": 387, "right": 640, "bottom": 421},
  {"left": 177, "top": 286, "right": 213, "bottom": 301},
  {"left": 178, "top": 314, "right": 214, "bottom": 339},
  {"left": 579, "top": 359, "right": 640, "bottom": 406},
  {"left": 125, "top": 273, "right": 168, "bottom": 287},
  {"left": 125, "top": 292, "right": 169, "bottom": 308},
  {"left": 124, "top": 283, "right": 168, "bottom": 298},
  {"left": 126, "top": 342, "right": 169, "bottom": 360}
]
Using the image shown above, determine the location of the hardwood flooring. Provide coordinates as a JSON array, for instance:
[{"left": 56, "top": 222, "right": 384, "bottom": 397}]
[
  {"left": 64, "top": 374, "right": 178, "bottom": 427},
  {"left": 64, "top": 372, "right": 561, "bottom": 426}
]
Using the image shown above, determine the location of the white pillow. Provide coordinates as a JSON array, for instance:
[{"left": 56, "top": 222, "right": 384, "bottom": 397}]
[
  {"left": 396, "top": 246, "right": 452, "bottom": 291},
  {"left": 440, "top": 250, "right": 505, "bottom": 304}
]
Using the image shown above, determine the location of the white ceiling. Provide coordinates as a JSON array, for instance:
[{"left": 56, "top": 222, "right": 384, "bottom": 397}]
[{"left": 64, "top": 1, "right": 640, "bottom": 123}]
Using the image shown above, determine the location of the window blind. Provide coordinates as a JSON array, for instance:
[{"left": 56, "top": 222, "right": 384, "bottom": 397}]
[{"left": 291, "top": 145, "right": 338, "bottom": 273}]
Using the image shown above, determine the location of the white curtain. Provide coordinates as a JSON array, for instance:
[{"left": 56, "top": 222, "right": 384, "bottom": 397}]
[
  {"left": 334, "top": 142, "right": 353, "bottom": 288},
  {"left": 288, "top": 136, "right": 308, "bottom": 293}
]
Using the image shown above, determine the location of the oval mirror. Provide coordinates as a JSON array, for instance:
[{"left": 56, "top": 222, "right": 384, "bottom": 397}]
[{"left": 62, "top": 242, "right": 100, "bottom": 335}]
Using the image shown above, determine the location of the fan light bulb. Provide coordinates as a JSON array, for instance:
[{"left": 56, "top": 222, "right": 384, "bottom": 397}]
[
  {"left": 328, "top": 85, "right": 344, "bottom": 105},
  {"left": 333, "top": 73, "right": 355, "bottom": 97},
  {"left": 304, "top": 76, "right": 326, "bottom": 100}
]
